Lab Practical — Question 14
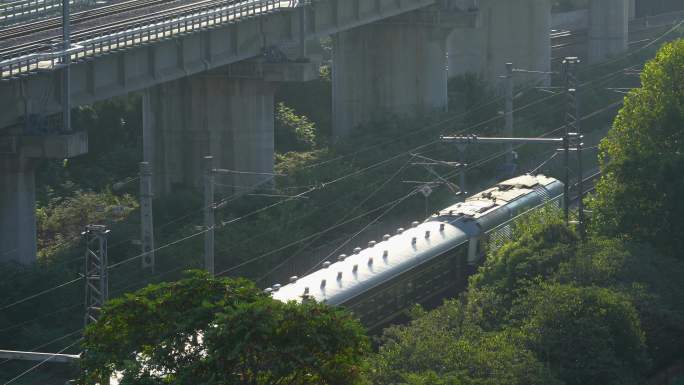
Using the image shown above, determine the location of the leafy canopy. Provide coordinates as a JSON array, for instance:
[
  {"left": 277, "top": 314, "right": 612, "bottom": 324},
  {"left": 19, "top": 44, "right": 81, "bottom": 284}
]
[
  {"left": 79, "top": 271, "right": 370, "bottom": 385},
  {"left": 589, "top": 39, "right": 684, "bottom": 256}
]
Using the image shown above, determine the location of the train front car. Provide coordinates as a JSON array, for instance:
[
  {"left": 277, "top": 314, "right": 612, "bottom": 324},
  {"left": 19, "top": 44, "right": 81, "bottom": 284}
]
[{"left": 272, "top": 174, "right": 563, "bottom": 331}]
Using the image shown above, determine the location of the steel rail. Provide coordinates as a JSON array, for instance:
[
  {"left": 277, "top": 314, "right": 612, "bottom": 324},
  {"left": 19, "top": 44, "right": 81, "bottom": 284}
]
[
  {"left": 0, "top": 0, "right": 178, "bottom": 41},
  {"left": 0, "top": 0, "right": 243, "bottom": 55},
  {"left": 0, "top": 0, "right": 299, "bottom": 78},
  {"left": 0, "top": 0, "right": 95, "bottom": 27}
]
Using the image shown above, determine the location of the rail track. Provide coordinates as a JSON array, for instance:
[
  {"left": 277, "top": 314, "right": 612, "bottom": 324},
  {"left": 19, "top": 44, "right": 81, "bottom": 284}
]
[
  {"left": 0, "top": 0, "right": 175, "bottom": 42},
  {"left": 0, "top": 0, "right": 241, "bottom": 57}
]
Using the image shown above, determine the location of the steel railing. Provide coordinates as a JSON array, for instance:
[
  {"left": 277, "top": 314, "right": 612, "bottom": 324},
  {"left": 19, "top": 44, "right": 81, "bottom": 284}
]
[{"left": 0, "top": 0, "right": 307, "bottom": 79}]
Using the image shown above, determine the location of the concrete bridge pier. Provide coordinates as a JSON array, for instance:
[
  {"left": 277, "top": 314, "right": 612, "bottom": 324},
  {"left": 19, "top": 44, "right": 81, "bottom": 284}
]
[
  {"left": 0, "top": 156, "right": 37, "bottom": 264},
  {"left": 144, "top": 60, "right": 319, "bottom": 195},
  {"left": 332, "top": 7, "right": 477, "bottom": 137},
  {"left": 0, "top": 132, "right": 87, "bottom": 265},
  {"left": 447, "top": 0, "right": 551, "bottom": 86},
  {"left": 588, "top": 0, "right": 629, "bottom": 64}
]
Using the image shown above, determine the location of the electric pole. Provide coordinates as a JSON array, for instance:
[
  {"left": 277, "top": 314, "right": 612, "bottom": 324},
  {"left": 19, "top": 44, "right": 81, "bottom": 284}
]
[
  {"left": 504, "top": 63, "right": 515, "bottom": 171},
  {"left": 203, "top": 156, "right": 215, "bottom": 275},
  {"left": 562, "top": 57, "right": 585, "bottom": 239},
  {"left": 83, "top": 225, "right": 109, "bottom": 328},
  {"left": 140, "top": 162, "right": 155, "bottom": 271},
  {"left": 62, "top": 0, "right": 71, "bottom": 132}
]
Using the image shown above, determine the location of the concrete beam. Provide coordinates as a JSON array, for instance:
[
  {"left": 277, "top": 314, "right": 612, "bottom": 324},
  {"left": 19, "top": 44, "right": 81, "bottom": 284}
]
[
  {"left": 0, "top": 350, "right": 80, "bottom": 364},
  {"left": 20, "top": 132, "right": 88, "bottom": 159}
]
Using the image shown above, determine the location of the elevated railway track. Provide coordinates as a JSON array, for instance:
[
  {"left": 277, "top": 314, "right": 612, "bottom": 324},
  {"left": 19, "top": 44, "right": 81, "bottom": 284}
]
[
  {"left": 0, "top": 0, "right": 300, "bottom": 78},
  {"left": 0, "top": 0, "right": 183, "bottom": 42},
  {"left": 0, "top": 0, "right": 244, "bottom": 55}
]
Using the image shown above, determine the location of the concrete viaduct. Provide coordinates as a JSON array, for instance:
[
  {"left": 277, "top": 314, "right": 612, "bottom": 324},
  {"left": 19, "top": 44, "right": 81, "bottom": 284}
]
[{"left": 0, "top": 0, "right": 640, "bottom": 264}]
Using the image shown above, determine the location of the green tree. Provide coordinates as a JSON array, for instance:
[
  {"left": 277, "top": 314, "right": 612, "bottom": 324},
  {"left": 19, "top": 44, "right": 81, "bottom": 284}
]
[
  {"left": 79, "top": 271, "right": 369, "bottom": 385},
  {"left": 466, "top": 208, "right": 577, "bottom": 329},
  {"left": 589, "top": 39, "right": 684, "bottom": 256},
  {"left": 516, "top": 283, "right": 649, "bottom": 385},
  {"left": 367, "top": 302, "right": 560, "bottom": 385},
  {"left": 275, "top": 102, "right": 318, "bottom": 153}
]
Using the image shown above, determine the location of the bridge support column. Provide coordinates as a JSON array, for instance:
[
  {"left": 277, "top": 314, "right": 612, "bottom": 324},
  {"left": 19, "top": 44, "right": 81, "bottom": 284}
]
[
  {"left": 146, "top": 76, "right": 275, "bottom": 195},
  {"left": 145, "top": 60, "right": 319, "bottom": 195},
  {"left": 332, "top": 8, "right": 475, "bottom": 137},
  {"left": 448, "top": 0, "right": 551, "bottom": 85},
  {"left": 0, "top": 132, "right": 87, "bottom": 265},
  {"left": 588, "top": 0, "right": 628, "bottom": 64},
  {"left": 0, "top": 156, "right": 37, "bottom": 265}
]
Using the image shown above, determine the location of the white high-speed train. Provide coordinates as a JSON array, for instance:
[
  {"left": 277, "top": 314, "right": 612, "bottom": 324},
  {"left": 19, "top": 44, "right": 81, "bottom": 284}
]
[{"left": 271, "top": 174, "right": 564, "bottom": 329}]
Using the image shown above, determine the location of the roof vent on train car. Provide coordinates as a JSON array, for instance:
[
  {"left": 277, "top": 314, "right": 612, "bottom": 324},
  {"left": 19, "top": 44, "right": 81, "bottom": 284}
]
[
  {"left": 440, "top": 223, "right": 445, "bottom": 232},
  {"left": 411, "top": 237, "right": 417, "bottom": 245},
  {"left": 337, "top": 271, "right": 343, "bottom": 280},
  {"left": 368, "top": 241, "right": 376, "bottom": 248},
  {"left": 368, "top": 257, "right": 373, "bottom": 266},
  {"left": 289, "top": 276, "right": 298, "bottom": 283},
  {"left": 353, "top": 247, "right": 362, "bottom": 254},
  {"left": 353, "top": 264, "right": 358, "bottom": 273},
  {"left": 320, "top": 279, "right": 326, "bottom": 288},
  {"left": 383, "top": 250, "right": 389, "bottom": 259},
  {"left": 397, "top": 228, "right": 405, "bottom": 234},
  {"left": 383, "top": 234, "right": 391, "bottom": 241},
  {"left": 338, "top": 254, "right": 347, "bottom": 261},
  {"left": 412, "top": 221, "right": 420, "bottom": 228},
  {"left": 322, "top": 261, "right": 331, "bottom": 268},
  {"left": 425, "top": 231, "right": 431, "bottom": 239},
  {"left": 264, "top": 287, "right": 273, "bottom": 294},
  {"left": 272, "top": 284, "right": 281, "bottom": 291}
]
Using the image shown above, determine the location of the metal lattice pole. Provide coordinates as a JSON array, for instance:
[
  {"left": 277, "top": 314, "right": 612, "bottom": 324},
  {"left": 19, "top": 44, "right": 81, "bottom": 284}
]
[
  {"left": 83, "top": 225, "right": 109, "bottom": 329},
  {"left": 562, "top": 57, "right": 585, "bottom": 237}
]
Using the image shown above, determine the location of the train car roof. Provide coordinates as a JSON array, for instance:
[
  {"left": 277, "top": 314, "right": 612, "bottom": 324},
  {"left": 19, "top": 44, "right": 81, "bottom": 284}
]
[
  {"left": 271, "top": 220, "right": 468, "bottom": 306},
  {"left": 271, "top": 174, "right": 561, "bottom": 306},
  {"left": 435, "top": 174, "right": 559, "bottom": 220}
]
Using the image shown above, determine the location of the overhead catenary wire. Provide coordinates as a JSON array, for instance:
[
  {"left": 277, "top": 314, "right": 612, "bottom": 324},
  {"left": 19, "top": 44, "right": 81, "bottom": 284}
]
[
  {"left": 3, "top": 91, "right": 626, "bottom": 312},
  {"left": 0, "top": 42, "right": 654, "bottom": 317},
  {"left": 0, "top": 302, "right": 82, "bottom": 334},
  {"left": 0, "top": 277, "right": 82, "bottom": 312},
  {"left": 255, "top": 156, "right": 417, "bottom": 283}
]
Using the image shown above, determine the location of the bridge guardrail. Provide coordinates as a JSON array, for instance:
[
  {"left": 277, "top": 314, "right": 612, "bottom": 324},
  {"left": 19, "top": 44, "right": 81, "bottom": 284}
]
[{"left": 0, "top": 0, "right": 308, "bottom": 79}]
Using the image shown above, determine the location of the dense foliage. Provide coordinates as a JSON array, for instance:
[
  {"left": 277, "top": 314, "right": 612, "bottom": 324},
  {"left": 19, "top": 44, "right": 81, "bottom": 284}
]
[
  {"left": 4, "top": 31, "right": 684, "bottom": 385},
  {"left": 589, "top": 39, "right": 684, "bottom": 257},
  {"left": 369, "top": 207, "right": 684, "bottom": 385},
  {"left": 80, "top": 271, "right": 370, "bottom": 385}
]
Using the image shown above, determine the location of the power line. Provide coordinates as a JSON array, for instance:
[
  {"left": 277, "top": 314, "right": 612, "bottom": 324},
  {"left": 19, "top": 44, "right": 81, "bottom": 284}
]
[
  {"left": 0, "top": 303, "right": 82, "bottom": 334},
  {"left": 0, "top": 277, "right": 82, "bottom": 312},
  {"left": 0, "top": 52, "right": 644, "bottom": 319},
  {"left": 255, "top": 157, "right": 417, "bottom": 283}
]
